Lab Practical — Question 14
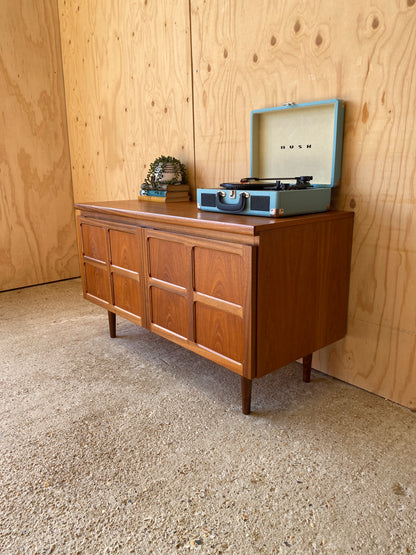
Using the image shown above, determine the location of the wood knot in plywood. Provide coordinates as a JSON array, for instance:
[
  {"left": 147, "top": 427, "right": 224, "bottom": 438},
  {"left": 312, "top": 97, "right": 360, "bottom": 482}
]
[
  {"left": 360, "top": 10, "right": 384, "bottom": 38},
  {"left": 362, "top": 102, "right": 369, "bottom": 123}
]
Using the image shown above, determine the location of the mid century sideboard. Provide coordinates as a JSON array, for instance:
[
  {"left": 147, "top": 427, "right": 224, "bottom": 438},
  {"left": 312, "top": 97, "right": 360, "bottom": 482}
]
[{"left": 75, "top": 200, "right": 353, "bottom": 414}]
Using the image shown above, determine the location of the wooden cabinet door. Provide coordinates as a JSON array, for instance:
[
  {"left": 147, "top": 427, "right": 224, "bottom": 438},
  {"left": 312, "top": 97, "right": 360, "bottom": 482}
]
[
  {"left": 145, "top": 231, "right": 192, "bottom": 340},
  {"left": 144, "top": 229, "right": 255, "bottom": 376},
  {"left": 78, "top": 221, "right": 111, "bottom": 306},
  {"left": 78, "top": 217, "right": 145, "bottom": 326},
  {"left": 108, "top": 227, "right": 144, "bottom": 326}
]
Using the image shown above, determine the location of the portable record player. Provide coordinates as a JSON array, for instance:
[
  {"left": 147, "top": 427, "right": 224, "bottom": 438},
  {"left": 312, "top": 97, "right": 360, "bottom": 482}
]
[{"left": 197, "top": 99, "right": 345, "bottom": 217}]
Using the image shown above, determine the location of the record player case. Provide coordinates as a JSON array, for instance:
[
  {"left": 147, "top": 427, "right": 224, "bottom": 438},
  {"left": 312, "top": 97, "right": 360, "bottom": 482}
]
[
  {"left": 75, "top": 200, "right": 354, "bottom": 414},
  {"left": 197, "top": 99, "right": 345, "bottom": 217}
]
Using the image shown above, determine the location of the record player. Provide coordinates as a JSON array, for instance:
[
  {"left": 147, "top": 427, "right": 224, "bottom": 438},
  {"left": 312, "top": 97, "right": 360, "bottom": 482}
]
[{"left": 197, "top": 99, "right": 345, "bottom": 217}]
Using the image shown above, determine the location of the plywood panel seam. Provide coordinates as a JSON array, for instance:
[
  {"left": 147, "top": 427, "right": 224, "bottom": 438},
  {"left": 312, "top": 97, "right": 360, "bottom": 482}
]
[
  {"left": 56, "top": 0, "right": 76, "bottom": 211},
  {"left": 187, "top": 0, "right": 197, "bottom": 192}
]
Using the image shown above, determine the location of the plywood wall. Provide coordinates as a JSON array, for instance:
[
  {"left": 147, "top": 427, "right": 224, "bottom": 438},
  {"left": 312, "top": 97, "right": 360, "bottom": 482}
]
[
  {"left": 59, "top": 0, "right": 416, "bottom": 409},
  {"left": 0, "top": 0, "right": 79, "bottom": 291},
  {"left": 58, "top": 0, "right": 194, "bottom": 202},
  {"left": 190, "top": 0, "right": 416, "bottom": 409}
]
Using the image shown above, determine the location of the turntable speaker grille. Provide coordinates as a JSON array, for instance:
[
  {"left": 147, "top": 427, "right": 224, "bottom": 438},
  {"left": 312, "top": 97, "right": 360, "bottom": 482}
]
[
  {"left": 200, "top": 193, "right": 216, "bottom": 207},
  {"left": 250, "top": 195, "right": 270, "bottom": 212}
]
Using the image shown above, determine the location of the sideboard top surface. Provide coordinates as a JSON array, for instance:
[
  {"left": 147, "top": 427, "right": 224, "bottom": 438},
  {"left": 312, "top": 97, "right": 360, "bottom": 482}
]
[{"left": 75, "top": 200, "right": 353, "bottom": 236}]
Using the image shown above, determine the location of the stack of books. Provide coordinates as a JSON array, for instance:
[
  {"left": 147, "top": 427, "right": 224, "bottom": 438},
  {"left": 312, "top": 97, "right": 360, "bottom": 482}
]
[{"left": 139, "top": 183, "right": 190, "bottom": 203}]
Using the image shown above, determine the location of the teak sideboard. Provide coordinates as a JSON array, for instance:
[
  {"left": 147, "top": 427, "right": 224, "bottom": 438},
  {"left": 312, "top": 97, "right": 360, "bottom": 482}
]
[{"left": 75, "top": 200, "right": 354, "bottom": 414}]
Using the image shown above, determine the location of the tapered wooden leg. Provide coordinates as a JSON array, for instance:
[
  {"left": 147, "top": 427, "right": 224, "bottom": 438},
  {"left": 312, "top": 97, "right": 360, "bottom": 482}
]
[
  {"left": 241, "top": 377, "right": 252, "bottom": 415},
  {"left": 303, "top": 353, "right": 312, "bottom": 382},
  {"left": 108, "top": 311, "right": 116, "bottom": 338}
]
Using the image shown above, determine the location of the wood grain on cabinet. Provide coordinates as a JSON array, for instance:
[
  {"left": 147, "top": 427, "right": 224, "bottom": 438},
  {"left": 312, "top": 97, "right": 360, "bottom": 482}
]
[
  {"left": 256, "top": 214, "right": 354, "bottom": 377},
  {"left": 75, "top": 201, "right": 353, "bottom": 413},
  {"left": 143, "top": 229, "right": 253, "bottom": 377},
  {"left": 78, "top": 217, "right": 145, "bottom": 326}
]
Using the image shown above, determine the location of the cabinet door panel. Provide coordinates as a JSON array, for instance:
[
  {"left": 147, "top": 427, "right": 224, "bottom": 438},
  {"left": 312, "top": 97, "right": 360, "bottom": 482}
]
[
  {"left": 109, "top": 230, "right": 140, "bottom": 272},
  {"left": 84, "top": 262, "right": 110, "bottom": 302},
  {"left": 82, "top": 224, "right": 107, "bottom": 261},
  {"left": 194, "top": 247, "right": 245, "bottom": 305},
  {"left": 151, "top": 288, "right": 189, "bottom": 337},
  {"left": 78, "top": 217, "right": 146, "bottom": 325},
  {"left": 148, "top": 237, "right": 188, "bottom": 286},
  {"left": 195, "top": 303, "right": 244, "bottom": 362},
  {"left": 113, "top": 274, "right": 142, "bottom": 317},
  {"left": 144, "top": 229, "right": 253, "bottom": 375}
]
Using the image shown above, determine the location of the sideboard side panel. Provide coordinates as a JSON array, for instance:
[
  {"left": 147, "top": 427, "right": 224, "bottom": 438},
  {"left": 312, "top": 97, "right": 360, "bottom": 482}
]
[{"left": 256, "top": 214, "right": 354, "bottom": 377}]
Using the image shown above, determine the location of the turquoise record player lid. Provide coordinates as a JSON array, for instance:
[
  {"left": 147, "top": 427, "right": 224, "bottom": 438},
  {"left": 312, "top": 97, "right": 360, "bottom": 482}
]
[{"left": 250, "top": 99, "right": 345, "bottom": 188}]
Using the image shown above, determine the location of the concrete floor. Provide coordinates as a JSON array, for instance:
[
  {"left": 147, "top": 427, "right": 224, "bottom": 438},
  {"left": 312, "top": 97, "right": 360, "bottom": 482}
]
[{"left": 0, "top": 278, "right": 415, "bottom": 554}]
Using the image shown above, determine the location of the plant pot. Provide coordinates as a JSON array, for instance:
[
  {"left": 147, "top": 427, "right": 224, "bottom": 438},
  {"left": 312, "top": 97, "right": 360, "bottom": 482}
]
[{"left": 155, "top": 162, "right": 183, "bottom": 184}]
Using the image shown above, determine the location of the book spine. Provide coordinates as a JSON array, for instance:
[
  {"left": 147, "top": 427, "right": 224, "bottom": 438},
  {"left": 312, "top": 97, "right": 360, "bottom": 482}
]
[
  {"left": 140, "top": 190, "right": 169, "bottom": 197},
  {"left": 138, "top": 195, "right": 189, "bottom": 203},
  {"left": 156, "top": 183, "right": 185, "bottom": 191}
]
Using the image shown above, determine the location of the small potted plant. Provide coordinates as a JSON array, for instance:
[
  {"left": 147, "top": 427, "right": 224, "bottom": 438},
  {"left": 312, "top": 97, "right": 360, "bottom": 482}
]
[{"left": 141, "top": 155, "right": 186, "bottom": 191}]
